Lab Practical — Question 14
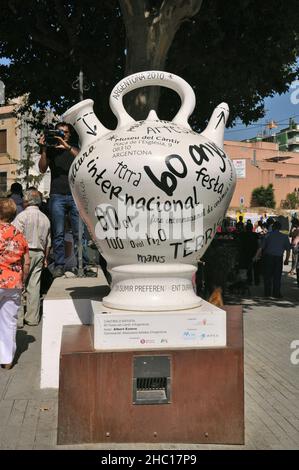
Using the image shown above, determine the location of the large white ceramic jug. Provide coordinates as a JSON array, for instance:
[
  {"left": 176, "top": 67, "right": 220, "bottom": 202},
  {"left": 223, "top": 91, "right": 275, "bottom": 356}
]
[{"left": 63, "top": 71, "right": 236, "bottom": 311}]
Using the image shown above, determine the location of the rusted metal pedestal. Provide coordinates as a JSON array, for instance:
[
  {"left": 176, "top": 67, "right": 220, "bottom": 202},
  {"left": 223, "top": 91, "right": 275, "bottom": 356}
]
[{"left": 57, "top": 305, "right": 244, "bottom": 445}]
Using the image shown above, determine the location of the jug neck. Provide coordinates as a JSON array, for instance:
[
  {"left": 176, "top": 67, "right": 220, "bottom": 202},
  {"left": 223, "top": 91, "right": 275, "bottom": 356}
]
[{"left": 63, "top": 99, "right": 109, "bottom": 147}]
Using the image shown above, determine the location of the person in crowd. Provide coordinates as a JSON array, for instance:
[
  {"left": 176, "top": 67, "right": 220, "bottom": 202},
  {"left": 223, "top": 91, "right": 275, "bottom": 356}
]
[
  {"left": 0, "top": 198, "right": 29, "bottom": 369},
  {"left": 266, "top": 217, "right": 275, "bottom": 232},
  {"left": 293, "top": 233, "right": 299, "bottom": 287},
  {"left": 236, "top": 215, "right": 244, "bottom": 233},
  {"left": 8, "top": 182, "right": 23, "bottom": 215},
  {"left": 238, "top": 222, "right": 260, "bottom": 285},
  {"left": 289, "top": 215, "right": 298, "bottom": 235},
  {"left": 13, "top": 189, "right": 51, "bottom": 327},
  {"left": 289, "top": 219, "right": 299, "bottom": 275},
  {"left": 255, "top": 220, "right": 263, "bottom": 234},
  {"left": 256, "top": 220, "right": 268, "bottom": 236},
  {"left": 255, "top": 221, "right": 291, "bottom": 298},
  {"left": 38, "top": 122, "right": 91, "bottom": 278},
  {"left": 261, "top": 222, "right": 268, "bottom": 235},
  {"left": 27, "top": 187, "right": 49, "bottom": 218}
]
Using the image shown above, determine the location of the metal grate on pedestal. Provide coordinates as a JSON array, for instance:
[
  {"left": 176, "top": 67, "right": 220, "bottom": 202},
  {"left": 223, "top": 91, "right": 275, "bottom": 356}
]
[{"left": 133, "top": 356, "right": 171, "bottom": 405}]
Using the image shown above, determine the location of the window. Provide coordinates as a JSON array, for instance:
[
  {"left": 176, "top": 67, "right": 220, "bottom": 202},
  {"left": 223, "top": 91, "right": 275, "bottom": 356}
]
[
  {"left": 0, "top": 129, "right": 7, "bottom": 153},
  {"left": 0, "top": 172, "right": 7, "bottom": 196}
]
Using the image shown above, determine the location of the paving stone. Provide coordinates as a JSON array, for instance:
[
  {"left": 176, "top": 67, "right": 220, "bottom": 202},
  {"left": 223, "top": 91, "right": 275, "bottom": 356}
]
[
  {"left": 16, "top": 400, "right": 41, "bottom": 450},
  {"left": 0, "top": 399, "right": 28, "bottom": 449}
]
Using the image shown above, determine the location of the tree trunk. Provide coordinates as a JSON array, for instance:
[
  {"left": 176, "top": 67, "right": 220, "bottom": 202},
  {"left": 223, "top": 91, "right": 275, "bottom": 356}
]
[{"left": 119, "top": 0, "right": 203, "bottom": 120}]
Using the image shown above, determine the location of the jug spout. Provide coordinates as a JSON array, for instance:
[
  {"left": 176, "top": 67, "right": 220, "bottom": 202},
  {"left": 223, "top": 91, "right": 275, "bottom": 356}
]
[
  {"left": 200, "top": 102, "right": 229, "bottom": 150},
  {"left": 63, "top": 99, "right": 110, "bottom": 147}
]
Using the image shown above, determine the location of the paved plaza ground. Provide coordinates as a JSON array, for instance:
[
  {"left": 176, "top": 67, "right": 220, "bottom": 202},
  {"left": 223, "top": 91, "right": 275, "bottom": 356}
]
[{"left": 0, "top": 266, "right": 298, "bottom": 450}]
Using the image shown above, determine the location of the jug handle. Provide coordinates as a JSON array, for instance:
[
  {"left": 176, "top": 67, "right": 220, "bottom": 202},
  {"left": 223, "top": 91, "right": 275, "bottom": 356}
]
[{"left": 109, "top": 71, "right": 196, "bottom": 129}]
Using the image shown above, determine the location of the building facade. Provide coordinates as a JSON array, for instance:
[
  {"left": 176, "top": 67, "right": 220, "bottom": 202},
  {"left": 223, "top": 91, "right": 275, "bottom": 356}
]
[
  {"left": 0, "top": 100, "right": 50, "bottom": 196},
  {"left": 0, "top": 102, "right": 21, "bottom": 195},
  {"left": 249, "top": 118, "right": 299, "bottom": 153},
  {"left": 226, "top": 140, "right": 299, "bottom": 209},
  {"left": 274, "top": 119, "right": 299, "bottom": 153}
]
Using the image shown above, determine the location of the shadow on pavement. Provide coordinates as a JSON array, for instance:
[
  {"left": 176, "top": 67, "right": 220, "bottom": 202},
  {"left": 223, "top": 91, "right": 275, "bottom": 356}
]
[
  {"left": 223, "top": 271, "right": 299, "bottom": 311},
  {"left": 65, "top": 284, "right": 110, "bottom": 300},
  {"left": 14, "top": 330, "right": 36, "bottom": 365},
  {"left": 64, "top": 285, "right": 111, "bottom": 323}
]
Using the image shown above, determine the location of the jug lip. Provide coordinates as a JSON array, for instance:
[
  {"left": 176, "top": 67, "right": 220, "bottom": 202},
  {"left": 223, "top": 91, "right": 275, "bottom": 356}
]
[
  {"left": 111, "top": 264, "right": 197, "bottom": 274},
  {"left": 63, "top": 98, "right": 94, "bottom": 119}
]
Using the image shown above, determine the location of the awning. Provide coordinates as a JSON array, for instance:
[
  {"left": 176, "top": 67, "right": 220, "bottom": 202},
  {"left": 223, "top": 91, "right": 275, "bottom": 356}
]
[{"left": 264, "top": 155, "right": 292, "bottom": 162}]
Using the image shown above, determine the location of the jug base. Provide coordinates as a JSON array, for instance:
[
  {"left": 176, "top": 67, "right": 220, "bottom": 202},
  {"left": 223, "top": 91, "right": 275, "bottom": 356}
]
[{"left": 103, "top": 263, "right": 201, "bottom": 311}]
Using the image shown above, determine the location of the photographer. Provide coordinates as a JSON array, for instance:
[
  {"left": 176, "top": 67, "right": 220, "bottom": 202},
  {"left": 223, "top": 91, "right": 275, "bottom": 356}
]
[{"left": 39, "top": 122, "right": 86, "bottom": 278}]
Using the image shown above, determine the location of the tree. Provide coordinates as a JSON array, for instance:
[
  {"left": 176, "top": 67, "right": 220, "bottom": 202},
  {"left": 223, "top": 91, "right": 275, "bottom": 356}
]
[
  {"left": 0, "top": 1, "right": 125, "bottom": 128},
  {"left": 9, "top": 130, "right": 44, "bottom": 190},
  {"left": 0, "top": 0, "right": 298, "bottom": 128},
  {"left": 119, "top": 0, "right": 203, "bottom": 119},
  {"left": 281, "top": 192, "right": 299, "bottom": 209},
  {"left": 7, "top": 96, "right": 54, "bottom": 191},
  {"left": 251, "top": 184, "right": 276, "bottom": 209}
]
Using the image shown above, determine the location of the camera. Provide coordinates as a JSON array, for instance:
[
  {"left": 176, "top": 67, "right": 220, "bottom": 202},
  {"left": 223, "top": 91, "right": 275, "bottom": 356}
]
[{"left": 44, "top": 129, "right": 65, "bottom": 147}]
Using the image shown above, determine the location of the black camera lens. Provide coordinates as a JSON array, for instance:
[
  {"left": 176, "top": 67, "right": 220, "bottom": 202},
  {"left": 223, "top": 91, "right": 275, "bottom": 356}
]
[
  {"left": 44, "top": 129, "right": 65, "bottom": 146},
  {"left": 56, "top": 129, "right": 65, "bottom": 138}
]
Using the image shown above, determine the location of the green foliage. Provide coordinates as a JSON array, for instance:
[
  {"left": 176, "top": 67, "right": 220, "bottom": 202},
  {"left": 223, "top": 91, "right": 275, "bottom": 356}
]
[
  {"left": 251, "top": 184, "right": 276, "bottom": 208},
  {"left": 9, "top": 134, "right": 44, "bottom": 190},
  {"left": 0, "top": 1, "right": 298, "bottom": 128},
  {"left": 0, "top": 1, "right": 125, "bottom": 128},
  {"left": 281, "top": 192, "right": 299, "bottom": 209}
]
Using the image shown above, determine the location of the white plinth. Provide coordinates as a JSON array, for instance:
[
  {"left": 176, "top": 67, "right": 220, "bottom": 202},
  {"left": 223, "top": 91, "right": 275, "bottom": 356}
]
[
  {"left": 93, "top": 299, "right": 226, "bottom": 351},
  {"left": 41, "top": 299, "right": 93, "bottom": 389}
]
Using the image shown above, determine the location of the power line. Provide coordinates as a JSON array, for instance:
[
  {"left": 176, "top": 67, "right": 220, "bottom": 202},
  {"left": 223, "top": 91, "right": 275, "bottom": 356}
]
[
  {"left": 226, "top": 114, "right": 299, "bottom": 134},
  {"left": 226, "top": 125, "right": 266, "bottom": 134}
]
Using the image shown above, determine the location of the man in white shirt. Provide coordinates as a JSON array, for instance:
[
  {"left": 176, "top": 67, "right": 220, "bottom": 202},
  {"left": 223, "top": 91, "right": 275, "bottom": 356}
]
[{"left": 13, "top": 189, "right": 51, "bottom": 326}]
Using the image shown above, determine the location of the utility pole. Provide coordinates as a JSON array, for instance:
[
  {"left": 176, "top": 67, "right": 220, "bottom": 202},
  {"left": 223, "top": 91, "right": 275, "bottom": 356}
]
[
  {"left": 78, "top": 69, "right": 84, "bottom": 101},
  {"left": 25, "top": 122, "right": 30, "bottom": 189},
  {"left": 72, "top": 69, "right": 89, "bottom": 277},
  {"left": 0, "top": 80, "right": 5, "bottom": 105}
]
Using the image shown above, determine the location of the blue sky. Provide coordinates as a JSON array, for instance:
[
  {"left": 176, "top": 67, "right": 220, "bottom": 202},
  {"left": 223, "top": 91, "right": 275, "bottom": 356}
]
[
  {"left": 225, "top": 88, "right": 299, "bottom": 141},
  {"left": 0, "top": 57, "right": 9, "bottom": 65}
]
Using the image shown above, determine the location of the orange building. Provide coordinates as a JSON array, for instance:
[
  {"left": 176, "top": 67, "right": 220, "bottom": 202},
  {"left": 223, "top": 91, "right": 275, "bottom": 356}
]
[
  {"left": 224, "top": 140, "right": 299, "bottom": 208},
  {"left": 0, "top": 99, "right": 51, "bottom": 195}
]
